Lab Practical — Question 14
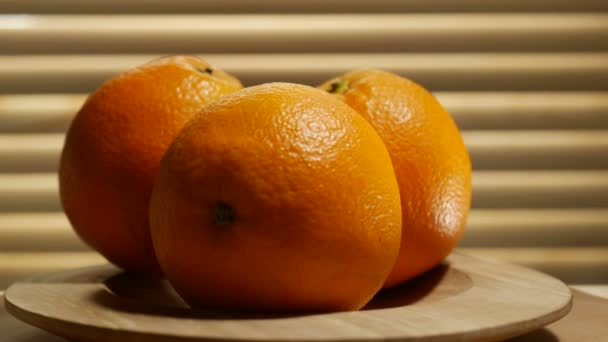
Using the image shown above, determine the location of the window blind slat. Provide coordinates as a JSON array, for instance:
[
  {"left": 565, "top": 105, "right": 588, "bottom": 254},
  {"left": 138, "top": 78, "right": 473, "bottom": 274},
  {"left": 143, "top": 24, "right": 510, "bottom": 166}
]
[
  {"left": 464, "top": 131, "right": 608, "bottom": 170},
  {"left": 1, "top": 53, "right": 606, "bottom": 93},
  {"left": 463, "top": 209, "right": 608, "bottom": 247},
  {"left": 2, "top": 93, "right": 607, "bottom": 133},
  {"left": 2, "top": 172, "right": 608, "bottom": 212},
  {"left": 2, "top": 210, "right": 607, "bottom": 251},
  {"left": 460, "top": 248, "right": 608, "bottom": 284},
  {"left": 1, "top": 0, "right": 607, "bottom": 14},
  {"left": 473, "top": 171, "right": 608, "bottom": 208},
  {"left": 440, "top": 92, "right": 608, "bottom": 130},
  {"left": 0, "top": 252, "right": 104, "bottom": 289},
  {"left": 3, "top": 132, "right": 607, "bottom": 172},
  {"left": 2, "top": 14, "right": 606, "bottom": 53},
  {"left": 0, "top": 213, "right": 86, "bottom": 252}
]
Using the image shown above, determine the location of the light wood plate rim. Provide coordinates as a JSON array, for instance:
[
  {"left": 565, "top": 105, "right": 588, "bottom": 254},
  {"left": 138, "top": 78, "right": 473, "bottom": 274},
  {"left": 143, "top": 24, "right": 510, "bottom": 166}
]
[{"left": 5, "top": 253, "right": 572, "bottom": 342}]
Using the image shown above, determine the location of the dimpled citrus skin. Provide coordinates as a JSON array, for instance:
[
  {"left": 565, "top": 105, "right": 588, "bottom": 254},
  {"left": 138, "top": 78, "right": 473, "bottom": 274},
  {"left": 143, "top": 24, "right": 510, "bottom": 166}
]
[
  {"left": 59, "top": 56, "right": 243, "bottom": 275},
  {"left": 150, "top": 83, "right": 402, "bottom": 312},
  {"left": 320, "top": 69, "right": 472, "bottom": 288}
]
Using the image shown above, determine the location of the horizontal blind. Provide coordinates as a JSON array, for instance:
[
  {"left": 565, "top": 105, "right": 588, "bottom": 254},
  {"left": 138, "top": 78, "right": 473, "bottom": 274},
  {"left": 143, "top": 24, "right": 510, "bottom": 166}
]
[
  {"left": 3, "top": 131, "right": 608, "bottom": 171},
  {"left": 0, "top": 2, "right": 607, "bottom": 288},
  {"left": 3, "top": 171, "right": 608, "bottom": 211},
  {"left": 1, "top": 54, "right": 607, "bottom": 92},
  {"left": 1, "top": 0, "right": 607, "bottom": 13},
  {"left": 2, "top": 93, "right": 608, "bottom": 132},
  {"left": 2, "top": 14, "right": 607, "bottom": 53}
]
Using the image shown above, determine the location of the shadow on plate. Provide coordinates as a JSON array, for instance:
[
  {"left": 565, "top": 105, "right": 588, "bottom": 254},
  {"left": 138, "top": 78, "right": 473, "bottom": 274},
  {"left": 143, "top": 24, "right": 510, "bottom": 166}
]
[
  {"left": 505, "top": 328, "right": 559, "bottom": 342},
  {"left": 364, "top": 262, "right": 472, "bottom": 310},
  {"left": 91, "top": 261, "right": 472, "bottom": 319}
]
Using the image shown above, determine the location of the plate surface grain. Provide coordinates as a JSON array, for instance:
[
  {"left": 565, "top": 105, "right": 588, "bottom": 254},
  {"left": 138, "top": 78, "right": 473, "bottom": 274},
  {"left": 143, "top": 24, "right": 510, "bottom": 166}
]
[{"left": 4, "top": 253, "right": 572, "bottom": 342}]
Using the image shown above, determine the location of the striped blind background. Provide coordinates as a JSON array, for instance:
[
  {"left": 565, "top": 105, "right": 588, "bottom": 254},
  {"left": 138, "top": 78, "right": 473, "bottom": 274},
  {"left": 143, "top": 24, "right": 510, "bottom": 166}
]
[{"left": 0, "top": 0, "right": 607, "bottom": 288}]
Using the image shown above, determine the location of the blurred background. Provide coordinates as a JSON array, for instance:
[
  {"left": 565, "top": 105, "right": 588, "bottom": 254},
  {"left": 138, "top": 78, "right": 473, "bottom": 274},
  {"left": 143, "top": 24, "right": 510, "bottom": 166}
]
[{"left": 0, "top": 0, "right": 607, "bottom": 288}]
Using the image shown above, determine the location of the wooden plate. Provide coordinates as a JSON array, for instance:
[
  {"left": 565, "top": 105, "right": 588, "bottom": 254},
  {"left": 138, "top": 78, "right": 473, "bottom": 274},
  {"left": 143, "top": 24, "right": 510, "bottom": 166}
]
[{"left": 4, "top": 253, "right": 572, "bottom": 342}]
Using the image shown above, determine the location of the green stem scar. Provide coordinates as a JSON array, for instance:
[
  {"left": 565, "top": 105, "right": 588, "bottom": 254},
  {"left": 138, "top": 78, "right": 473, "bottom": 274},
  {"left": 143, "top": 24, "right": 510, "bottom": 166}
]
[
  {"left": 328, "top": 80, "right": 349, "bottom": 94},
  {"left": 213, "top": 203, "right": 235, "bottom": 226}
]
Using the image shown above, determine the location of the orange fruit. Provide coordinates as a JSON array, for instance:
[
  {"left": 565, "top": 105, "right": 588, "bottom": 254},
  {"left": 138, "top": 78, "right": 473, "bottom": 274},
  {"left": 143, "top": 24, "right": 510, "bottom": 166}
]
[
  {"left": 59, "top": 56, "right": 243, "bottom": 275},
  {"left": 320, "top": 69, "right": 472, "bottom": 288},
  {"left": 149, "top": 83, "right": 402, "bottom": 312}
]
